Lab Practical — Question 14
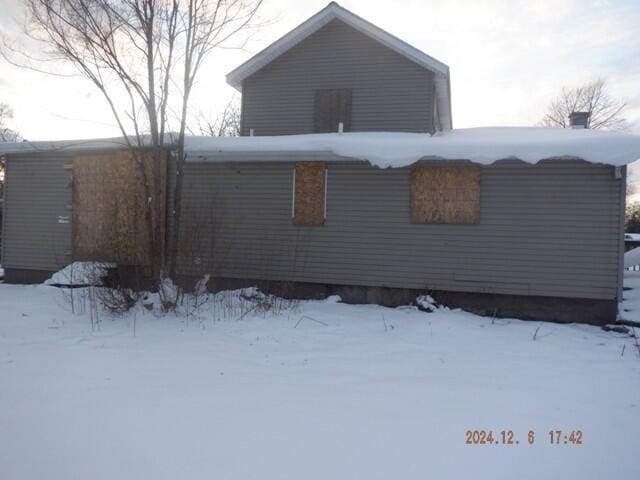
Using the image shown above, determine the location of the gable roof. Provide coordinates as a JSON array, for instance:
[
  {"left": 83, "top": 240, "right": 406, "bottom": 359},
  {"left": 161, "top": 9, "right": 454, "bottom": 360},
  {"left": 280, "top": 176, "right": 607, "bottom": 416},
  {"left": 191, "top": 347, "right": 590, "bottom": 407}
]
[{"left": 226, "top": 2, "right": 452, "bottom": 130}]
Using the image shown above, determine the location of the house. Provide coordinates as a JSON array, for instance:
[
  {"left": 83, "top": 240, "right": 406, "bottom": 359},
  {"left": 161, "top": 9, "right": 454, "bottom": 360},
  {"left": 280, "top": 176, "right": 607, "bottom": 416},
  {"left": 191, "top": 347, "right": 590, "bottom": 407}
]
[
  {"left": 1, "top": 2, "right": 639, "bottom": 325},
  {"left": 228, "top": 2, "right": 452, "bottom": 135}
]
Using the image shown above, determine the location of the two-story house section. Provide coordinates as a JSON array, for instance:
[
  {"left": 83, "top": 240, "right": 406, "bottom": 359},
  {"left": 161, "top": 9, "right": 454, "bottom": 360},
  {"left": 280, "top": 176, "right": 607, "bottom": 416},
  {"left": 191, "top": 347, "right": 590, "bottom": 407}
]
[{"left": 227, "top": 2, "right": 452, "bottom": 136}]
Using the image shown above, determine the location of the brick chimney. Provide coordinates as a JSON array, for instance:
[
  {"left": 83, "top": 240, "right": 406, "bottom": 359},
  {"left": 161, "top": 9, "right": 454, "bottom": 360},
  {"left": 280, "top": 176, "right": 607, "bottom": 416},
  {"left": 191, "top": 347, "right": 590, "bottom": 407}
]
[{"left": 569, "top": 111, "right": 590, "bottom": 129}]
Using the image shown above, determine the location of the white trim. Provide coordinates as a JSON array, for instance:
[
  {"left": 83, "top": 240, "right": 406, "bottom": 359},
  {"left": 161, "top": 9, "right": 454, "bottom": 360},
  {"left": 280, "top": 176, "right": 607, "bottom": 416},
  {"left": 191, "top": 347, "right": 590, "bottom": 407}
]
[
  {"left": 226, "top": 2, "right": 452, "bottom": 130},
  {"left": 433, "top": 88, "right": 441, "bottom": 132},
  {"left": 323, "top": 167, "right": 328, "bottom": 219},
  {"left": 291, "top": 164, "right": 328, "bottom": 223},
  {"left": 291, "top": 167, "right": 296, "bottom": 218},
  {"left": 226, "top": 3, "right": 448, "bottom": 87},
  {"left": 433, "top": 74, "right": 452, "bottom": 131}
]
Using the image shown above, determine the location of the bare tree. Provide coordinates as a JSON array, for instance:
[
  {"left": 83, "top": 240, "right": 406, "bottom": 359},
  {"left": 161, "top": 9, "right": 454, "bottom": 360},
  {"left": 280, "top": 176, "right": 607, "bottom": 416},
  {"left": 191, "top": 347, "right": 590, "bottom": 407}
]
[
  {"left": 541, "top": 79, "right": 629, "bottom": 131},
  {"left": 627, "top": 182, "right": 637, "bottom": 197},
  {"left": 5, "top": 0, "right": 263, "bottom": 292},
  {"left": 0, "top": 103, "right": 19, "bottom": 207},
  {"left": 0, "top": 103, "right": 21, "bottom": 142},
  {"left": 194, "top": 96, "right": 241, "bottom": 137}
]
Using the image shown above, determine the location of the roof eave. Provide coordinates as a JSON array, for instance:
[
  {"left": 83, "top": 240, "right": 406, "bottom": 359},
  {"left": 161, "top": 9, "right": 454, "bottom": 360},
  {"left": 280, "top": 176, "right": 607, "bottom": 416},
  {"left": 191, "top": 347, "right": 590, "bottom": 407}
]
[{"left": 226, "top": 2, "right": 450, "bottom": 89}]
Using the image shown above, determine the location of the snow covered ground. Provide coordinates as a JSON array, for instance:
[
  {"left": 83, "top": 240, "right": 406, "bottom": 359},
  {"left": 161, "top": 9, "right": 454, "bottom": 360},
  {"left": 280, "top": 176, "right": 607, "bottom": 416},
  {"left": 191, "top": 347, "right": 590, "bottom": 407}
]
[
  {"left": 620, "top": 271, "right": 640, "bottom": 324},
  {"left": 1, "top": 280, "right": 639, "bottom": 479},
  {"left": 624, "top": 246, "right": 640, "bottom": 268}
]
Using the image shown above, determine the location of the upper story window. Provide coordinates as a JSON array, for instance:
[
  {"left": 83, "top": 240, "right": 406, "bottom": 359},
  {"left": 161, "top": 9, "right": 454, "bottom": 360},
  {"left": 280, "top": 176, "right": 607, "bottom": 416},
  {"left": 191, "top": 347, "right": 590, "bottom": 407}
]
[{"left": 314, "top": 89, "right": 352, "bottom": 133}]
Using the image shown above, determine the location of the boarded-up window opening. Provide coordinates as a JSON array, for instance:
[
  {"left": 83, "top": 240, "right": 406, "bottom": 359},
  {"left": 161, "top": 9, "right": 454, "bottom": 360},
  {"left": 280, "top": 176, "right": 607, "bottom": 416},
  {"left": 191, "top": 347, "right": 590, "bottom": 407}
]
[
  {"left": 314, "top": 89, "right": 352, "bottom": 133},
  {"left": 292, "top": 162, "right": 326, "bottom": 226},
  {"left": 411, "top": 165, "right": 481, "bottom": 224},
  {"left": 73, "top": 150, "right": 167, "bottom": 265}
]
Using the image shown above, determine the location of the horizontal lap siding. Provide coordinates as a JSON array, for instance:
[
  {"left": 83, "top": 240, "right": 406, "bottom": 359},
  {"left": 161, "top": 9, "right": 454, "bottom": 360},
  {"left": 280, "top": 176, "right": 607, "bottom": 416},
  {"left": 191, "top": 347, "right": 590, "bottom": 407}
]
[
  {"left": 2, "top": 155, "right": 72, "bottom": 271},
  {"left": 4, "top": 151, "right": 621, "bottom": 301},
  {"left": 175, "top": 158, "right": 623, "bottom": 300},
  {"left": 241, "top": 19, "right": 434, "bottom": 135}
]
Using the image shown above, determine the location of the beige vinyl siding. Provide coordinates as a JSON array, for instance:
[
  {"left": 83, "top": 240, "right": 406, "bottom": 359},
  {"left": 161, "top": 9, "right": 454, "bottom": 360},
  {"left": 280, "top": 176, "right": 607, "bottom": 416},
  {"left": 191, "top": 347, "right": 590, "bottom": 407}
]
[{"left": 241, "top": 19, "right": 435, "bottom": 136}]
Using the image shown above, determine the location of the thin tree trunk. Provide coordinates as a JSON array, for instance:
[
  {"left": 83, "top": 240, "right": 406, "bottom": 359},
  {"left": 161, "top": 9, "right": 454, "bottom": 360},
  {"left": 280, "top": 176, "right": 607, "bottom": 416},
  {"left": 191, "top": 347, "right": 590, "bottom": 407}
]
[
  {"left": 17, "top": 0, "right": 265, "bottom": 286},
  {"left": 168, "top": 103, "right": 189, "bottom": 279}
]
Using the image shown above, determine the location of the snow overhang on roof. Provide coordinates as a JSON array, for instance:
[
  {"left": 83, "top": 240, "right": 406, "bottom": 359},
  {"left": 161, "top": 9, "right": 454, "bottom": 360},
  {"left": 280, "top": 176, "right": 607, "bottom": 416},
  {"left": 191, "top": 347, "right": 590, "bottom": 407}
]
[
  {"left": 4, "top": 128, "right": 639, "bottom": 169},
  {"left": 225, "top": 1, "right": 453, "bottom": 130},
  {"left": 183, "top": 127, "right": 640, "bottom": 168},
  {"left": 0, "top": 135, "right": 176, "bottom": 156},
  {"left": 0, "top": 138, "right": 134, "bottom": 155}
]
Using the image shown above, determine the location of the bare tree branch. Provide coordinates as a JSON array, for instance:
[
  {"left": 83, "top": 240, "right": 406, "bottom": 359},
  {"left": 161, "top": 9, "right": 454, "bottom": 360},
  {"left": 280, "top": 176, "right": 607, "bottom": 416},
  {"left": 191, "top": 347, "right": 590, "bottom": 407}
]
[
  {"left": 191, "top": 95, "right": 240, "bottom": 137},
  {"left": 541, "top": 78, "right": 629, "bottom": 131},
  {"left": 5, "top": 0, "right": 265, "bottom": 289},
  {"left": 168, "top": 0, "right": 263, "bottom": 278},
  {"left": 0, "top": 103, "right": 22, "bottom": 142}
]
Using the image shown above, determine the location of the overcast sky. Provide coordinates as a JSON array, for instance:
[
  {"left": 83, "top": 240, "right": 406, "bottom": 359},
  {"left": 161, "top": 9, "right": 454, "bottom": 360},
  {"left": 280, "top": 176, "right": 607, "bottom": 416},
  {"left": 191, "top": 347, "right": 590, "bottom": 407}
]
[{"left": 1, "top": 0, "right": 639, "bottom": 140}]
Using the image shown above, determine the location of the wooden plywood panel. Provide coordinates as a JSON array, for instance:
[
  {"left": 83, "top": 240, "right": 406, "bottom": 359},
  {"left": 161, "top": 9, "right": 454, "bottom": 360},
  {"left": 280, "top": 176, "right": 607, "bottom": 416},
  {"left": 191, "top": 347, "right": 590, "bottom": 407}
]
[
  {"left": 241, "top": 18, "right": 435, "bottom": 136},
  {"left": 73, "top": 150, "right": 166, "bottom": 265},
  {"left": 294, "top": 161, "right": 326, "bottom": 226},
  {"left": 411, "top": 165, "right": 481, "bottom": 224},
  {"left": 169, "top": 159, "right": 621, "bottom": 301},
  {"left": 313, "top": 89, "right": 352, "bottom": 133}
]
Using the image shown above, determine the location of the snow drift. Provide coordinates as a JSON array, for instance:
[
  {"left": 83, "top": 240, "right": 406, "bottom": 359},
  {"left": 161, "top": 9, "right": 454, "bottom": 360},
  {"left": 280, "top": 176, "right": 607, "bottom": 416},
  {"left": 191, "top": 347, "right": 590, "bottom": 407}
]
[
  {"left": 44, "top": 262, "right": 114, "bottom": 286},
  {"left": 624, "top": 247, "right": 640, "bottom": 269}
]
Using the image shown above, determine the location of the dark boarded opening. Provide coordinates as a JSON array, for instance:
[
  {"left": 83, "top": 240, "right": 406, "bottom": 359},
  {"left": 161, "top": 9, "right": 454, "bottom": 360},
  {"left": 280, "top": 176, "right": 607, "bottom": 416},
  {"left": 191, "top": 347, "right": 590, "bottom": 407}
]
[
  {"left": 314, "top": 89, "right": 352, "bottom": 133},
  {"left": 411, "top": 165, "right": 481, "bottom": 224},
  {"left": 293, "top": 161, "right": 326, "bottom": 226},
  {"left": 72, "top": 150, "right": 166, "bottom": 265}
]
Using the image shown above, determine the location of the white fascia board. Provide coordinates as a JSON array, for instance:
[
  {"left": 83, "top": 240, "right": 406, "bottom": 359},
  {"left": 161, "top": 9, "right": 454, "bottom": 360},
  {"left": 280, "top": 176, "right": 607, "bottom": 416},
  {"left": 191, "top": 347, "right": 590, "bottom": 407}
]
[
  {"left": 226, "top": 2, "right": 450, "bottom": 88},
  {"left": 434, "top": 74, "right": 453, "bottom": 131}
]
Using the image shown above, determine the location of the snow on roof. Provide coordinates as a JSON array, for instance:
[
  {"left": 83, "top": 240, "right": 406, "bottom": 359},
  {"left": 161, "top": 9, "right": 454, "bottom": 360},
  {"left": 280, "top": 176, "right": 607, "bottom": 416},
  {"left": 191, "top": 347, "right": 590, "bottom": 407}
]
[
  {"left": 2, "top": 127, "right": 640, "bottom": 168},
  {"left": 225, "top": 2, "right": 452, "bottom": 130},
  {"left": 184, "top": 127, "right": 640, "bottom": 168},
  {"left": 0, "top": 137, "right": 139, "bottom": 155}
]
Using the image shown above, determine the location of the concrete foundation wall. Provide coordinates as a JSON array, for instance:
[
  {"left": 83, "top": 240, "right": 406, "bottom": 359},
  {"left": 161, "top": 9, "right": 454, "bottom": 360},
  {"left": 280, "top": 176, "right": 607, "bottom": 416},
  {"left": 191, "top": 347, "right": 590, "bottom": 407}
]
[
  {"left": 176, "top": 274, "right": 616, "bottom": 326},
  {"left": 4, "top": 268, "right": 56, "bottom": 284},
  {"left": 5, "top": 267, "right": 616, "bottom": 325}
]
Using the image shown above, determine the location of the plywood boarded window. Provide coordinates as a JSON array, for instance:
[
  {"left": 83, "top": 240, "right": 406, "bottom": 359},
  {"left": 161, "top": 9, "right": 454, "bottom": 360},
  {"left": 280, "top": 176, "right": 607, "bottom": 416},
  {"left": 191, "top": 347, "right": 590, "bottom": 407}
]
[
  {"left": 411, "top": 165, "right": 481, "bottom": 224},
  {"left": 293, "top": 162, "right": 326, "bottom": 226},
  {"left": 314, "top": 89, "right": 352, "bottom": 133},
  {"left": 72, "top": 150, "right": 166, "bottom": 265}
]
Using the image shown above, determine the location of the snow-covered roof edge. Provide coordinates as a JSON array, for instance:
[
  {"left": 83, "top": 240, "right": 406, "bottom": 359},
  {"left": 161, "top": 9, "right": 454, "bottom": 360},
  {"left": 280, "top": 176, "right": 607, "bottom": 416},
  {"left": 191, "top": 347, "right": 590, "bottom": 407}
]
[
  {"left": 0, "top": 137, "right": 132, "bottom": 155},
  {"left": 3, "top": 128, "right": 639, "bottom": 169},
  {"left": 0, "top": 134, "right": 176, "bottom": 155},
  {"left": 225, "top": 1, "right": 452, "bottom": 130},
  {"left": 183, "top": 128, "right": 640, "bottom": 169}
]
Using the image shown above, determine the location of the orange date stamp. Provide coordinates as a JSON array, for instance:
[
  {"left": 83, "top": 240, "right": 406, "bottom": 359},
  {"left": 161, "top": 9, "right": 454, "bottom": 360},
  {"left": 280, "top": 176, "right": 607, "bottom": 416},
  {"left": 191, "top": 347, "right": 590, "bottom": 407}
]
[{"left": 465, "top": 430, "right": 583, "bottom": 446}]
